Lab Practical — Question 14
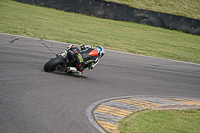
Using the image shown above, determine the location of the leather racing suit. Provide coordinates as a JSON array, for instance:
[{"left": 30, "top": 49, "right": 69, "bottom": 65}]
[{"left": 62, "top": 45, "right": 100, "bottom": 74}]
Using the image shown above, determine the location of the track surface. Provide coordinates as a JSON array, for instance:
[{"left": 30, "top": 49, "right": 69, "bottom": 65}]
[{"left": 0, "top": 33, "right": 200, "bottom": 133}]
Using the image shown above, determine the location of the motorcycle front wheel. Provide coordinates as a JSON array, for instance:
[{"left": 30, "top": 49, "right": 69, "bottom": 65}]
[{"left": 44, "top": 57, "right": 66, "bottom": 72}]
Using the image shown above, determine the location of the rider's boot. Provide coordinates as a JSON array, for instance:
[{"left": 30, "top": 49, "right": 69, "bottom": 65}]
[
  {"left": 67, "top": 67, "right": 83, "bottom": 75},
  {"left": 67, "top": 67, "right": 77, "bottom": 73}
]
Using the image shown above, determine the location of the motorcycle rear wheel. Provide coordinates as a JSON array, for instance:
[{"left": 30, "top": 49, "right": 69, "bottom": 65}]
[{"left": 44, "top": 57, "right": 66, "bottom": 72}]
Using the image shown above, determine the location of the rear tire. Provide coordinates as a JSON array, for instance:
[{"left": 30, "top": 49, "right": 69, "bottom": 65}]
[{"left": 44, "top": 57, "right": 66, "bottom": 72}]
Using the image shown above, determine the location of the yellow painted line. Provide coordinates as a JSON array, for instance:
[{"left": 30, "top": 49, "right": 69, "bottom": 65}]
[
  {"left": 103, "top": 127, "right": 120, "bottom": 133},
  {"left": 98, "top": 105, "right": 133, "bottom": 114},
  {"left": 97, "top": 120, "right": 118, "bottom": 129},
  {"left": 95, "top": 109, "right": 127, "bottom": 117},
  {"left": 94, "top": 105, "right": 132, "bottom": 117},
  {"left": 115, "top": 98, "right": 161, "bottom": 108},
  {"left": 97, "top": 120, "right": 120, "bottom": 133},
  {"left": 162, "top": 98, "right": 200, "bottom": 105}
]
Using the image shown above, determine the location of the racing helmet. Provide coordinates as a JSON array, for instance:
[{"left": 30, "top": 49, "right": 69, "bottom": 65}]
[{"left": 97, "top": 46, "right": 105, "bottom": 57}]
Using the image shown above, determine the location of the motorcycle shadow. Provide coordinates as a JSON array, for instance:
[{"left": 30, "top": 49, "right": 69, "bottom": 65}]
[{"left": 49, "top": 71, "right": 88, "bottom": 79}]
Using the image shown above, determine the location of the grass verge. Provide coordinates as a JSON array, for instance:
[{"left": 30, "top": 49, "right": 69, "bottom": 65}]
[
  {"left": 106, "top": 0, "right": 200, "bottom": 20},
  {"left": 0, "top": 0, "right": 200, "bottom": 63},
  {"left": 118, "top": 109, "right": 200, "bottom": 133}
]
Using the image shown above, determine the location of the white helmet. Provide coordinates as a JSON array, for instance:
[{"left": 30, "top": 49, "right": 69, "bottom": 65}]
[{"left": 97, "top": 46, "right": 105, "bottom": 57}]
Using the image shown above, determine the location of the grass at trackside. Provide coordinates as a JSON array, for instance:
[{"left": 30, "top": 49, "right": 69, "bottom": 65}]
[
  {"left": 118, "top": 109, "right": 200, "bottom": 133},
  {"left": 0, "top": 0, "right": 200, "bottom": 64},
  {"left": 106, "top": 0, "right": 200, "bottom": 20}
]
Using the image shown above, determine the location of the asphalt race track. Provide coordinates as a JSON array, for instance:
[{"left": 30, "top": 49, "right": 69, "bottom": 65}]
[{"left": 0, "top": 33, "right": 200, "bottom": 133}]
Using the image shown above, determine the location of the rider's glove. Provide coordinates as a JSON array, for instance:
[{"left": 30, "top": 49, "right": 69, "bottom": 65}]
[
  {"left": 80, "top": 45, "right": 92, "bottom": 51},
  {"left": 80, "top": 45, "right": 85, "bottom": 51}
]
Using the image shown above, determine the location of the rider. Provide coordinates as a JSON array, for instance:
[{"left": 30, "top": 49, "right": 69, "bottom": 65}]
[{"left": 58, "top": 44, "right": 105, "bottom": 75}]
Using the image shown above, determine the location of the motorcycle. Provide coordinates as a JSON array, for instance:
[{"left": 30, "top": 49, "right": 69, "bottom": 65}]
[{"left": 43, "top": 49, "right": 98, "bottom": 74}]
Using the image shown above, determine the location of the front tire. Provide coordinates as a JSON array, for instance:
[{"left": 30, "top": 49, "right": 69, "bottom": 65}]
[{"left": 44, "top": 57, "right": 66, "bottom": 72}]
